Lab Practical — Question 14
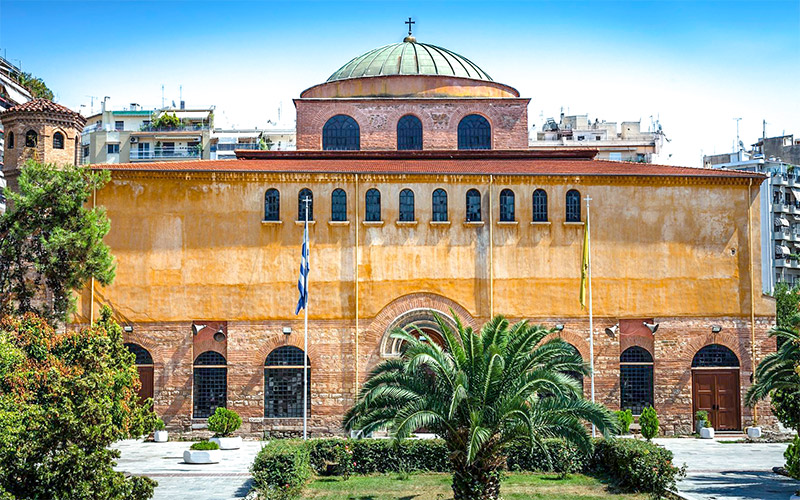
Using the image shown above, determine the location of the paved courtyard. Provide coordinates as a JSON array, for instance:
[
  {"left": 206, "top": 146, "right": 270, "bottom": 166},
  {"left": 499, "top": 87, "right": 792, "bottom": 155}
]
[{"left": 656, "top": 437, "right": 798, "bottom": 500}]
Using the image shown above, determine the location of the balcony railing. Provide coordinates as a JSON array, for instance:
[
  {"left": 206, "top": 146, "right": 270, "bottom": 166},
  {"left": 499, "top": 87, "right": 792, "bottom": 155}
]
[
  {"left": 137, "top": 124, "right": 209, "bottom": 132},
  {"left": 216, "top": 143, "right": 262, "bottom": 151},
  {"left": 130, "top": 147, "right": 201, "bottom": 161}
]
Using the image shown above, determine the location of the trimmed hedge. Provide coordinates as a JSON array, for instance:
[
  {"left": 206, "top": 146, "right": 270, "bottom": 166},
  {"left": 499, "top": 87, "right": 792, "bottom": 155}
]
[
  {"left": 591, "top": 438, "right": 686, "bottom": 497},
  {"left": 251, "top": 440, "right": 311, "bottom": 500},
  {"left": 506, "top": 439, "right": 591, "bottom": 475},
  {"left": 308, "top": 438, "right": 450, "bottom": 474}
]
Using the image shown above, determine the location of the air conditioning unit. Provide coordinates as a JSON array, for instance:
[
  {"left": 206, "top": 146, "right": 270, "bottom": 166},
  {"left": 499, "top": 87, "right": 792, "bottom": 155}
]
[{"left": 130, "top": 137, "right": 138, "bottom": 144}]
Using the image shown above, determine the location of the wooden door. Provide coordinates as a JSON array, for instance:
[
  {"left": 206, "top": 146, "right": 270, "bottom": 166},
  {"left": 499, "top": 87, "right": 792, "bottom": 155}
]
[
  {"left": 136, "top": 365, "right": 154, "bottom": 406},
  {"left": 692, "top": 370, "right": 740, "bottom": 431}
]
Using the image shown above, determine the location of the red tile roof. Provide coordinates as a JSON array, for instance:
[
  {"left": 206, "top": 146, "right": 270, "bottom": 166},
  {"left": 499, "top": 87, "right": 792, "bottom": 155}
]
[
  {"left": 91, "top": 151, "right": 764, "bottom": 180},
  {"left": 1, "top": 98, "right": 78, "bottom": 116}
]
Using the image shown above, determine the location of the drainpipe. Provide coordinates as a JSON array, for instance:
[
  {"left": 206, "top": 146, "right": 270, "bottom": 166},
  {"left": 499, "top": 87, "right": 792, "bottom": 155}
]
[
  {"left": 748, "top": 178, "right": 758, "bottom": 425},
  {"left": 489, "top": 175, "right": 494, "bottom": 318},
  {"left": 354, "top": 174, "right": 360, "bottom": 399},
  {"left": 90, "top": 186, "right": 96, "bottom": 324}
]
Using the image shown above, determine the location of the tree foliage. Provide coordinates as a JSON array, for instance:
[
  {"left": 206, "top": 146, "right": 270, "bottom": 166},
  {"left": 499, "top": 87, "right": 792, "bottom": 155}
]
[
  {"left": 0, "top": 308, "right": 157, "bottom": 499},
  {"left": 151, "top": 112, "right": 181, "bottom": 129},
  {"left": 0, "top": 161, "right": 115, "bottom": 325},
  {"left": 344, "top": 313, "right": 616, "bottom": 500},
  {"left": 746, "top": 326, "right": 800, "bottom": 424},
  {"left": 12, "top": 72, "right": 54, "bottom": 100},
  {"left": 776, "top": 282, "right": 800, "bottom": 329}
]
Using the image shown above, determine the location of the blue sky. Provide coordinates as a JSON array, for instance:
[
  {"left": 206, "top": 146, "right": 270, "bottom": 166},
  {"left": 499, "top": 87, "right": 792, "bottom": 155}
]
[{"left": 1, "top": 0, "right": 798, "bottom": 166}]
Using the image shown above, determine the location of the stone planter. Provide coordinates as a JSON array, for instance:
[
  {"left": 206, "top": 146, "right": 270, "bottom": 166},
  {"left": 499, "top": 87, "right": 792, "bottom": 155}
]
[
  {"left": 695, "top": 421, "right": 705, "bottom": 434},
  {"left": 746, "top": 427, "right": 762, "bottom": 439},
  {"left": 700, "top": 427, "right": 715, "bottom": 439},
  {"left": 153, "top": 430, "right": 168, "bottom": 443},
  {"left": 210, "top": 436, "right": 242, "bottom": 450},
  {"left": 183, "top": 449, "right": 221, "bottom": 464}
]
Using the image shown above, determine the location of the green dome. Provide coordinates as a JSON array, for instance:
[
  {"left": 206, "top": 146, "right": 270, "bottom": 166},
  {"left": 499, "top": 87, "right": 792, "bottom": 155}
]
[{"left": 327, "top": 39, "right": 493, "bottom": 82}]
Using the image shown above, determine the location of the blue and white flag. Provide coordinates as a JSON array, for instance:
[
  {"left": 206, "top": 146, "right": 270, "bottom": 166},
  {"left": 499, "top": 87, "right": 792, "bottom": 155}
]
[{"left": 295, "top": 220, "right": 309, "bottom": 315}]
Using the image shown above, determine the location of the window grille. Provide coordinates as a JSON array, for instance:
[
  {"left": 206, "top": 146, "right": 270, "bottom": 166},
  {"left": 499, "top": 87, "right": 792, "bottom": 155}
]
[
  {"left": 619, "top": 346, "right": 653, "bottom": 415},
  {"left": 331, "top": 188, "right": 347, "bottom": 221},
  {"left": 265, "top": 346, "right": 311, "bottom": 418},
  {"left": 466, "top": 189, "right": 481, "bottom": 222},
  {"left": 691, "top": 344, "right": 739, "bottom": 367},
  {"left": 399, "top": 189, "right": 415, "bottom": 222},
  {"left": 298, "top": 188, "right": 313, "bottom": 221},
  {"left": 566, "top": 189, "right": 581, "bottom": 222},
  {"left": 25, "top": 130, "right": 37, "bottom": 148},
  {"left": 397, "top": 115, "right": 422, "bottom": 150},
  {"left": 457, "top": 115, "right": 491, "bottom": 150},
  {"left": 193, "top": 351, "right": 227, "bottom": 418},
  {"left": 499, "top": 189, "right": 515, "bottom": 222},
  {"left": 533, "top": 189, "right": 548, "bottom": 222},
  {"left": 264, "top": 188, "right": 280, "bottom": 221},
  {"left": 365, "top": 188, "right": 381, "bottom": 222},
  {"left": 322, "top": 115, "right": 360, "bottom": 151},
  {"left": 53, "top": 131, "right": 65, "bottom": 149},
  {"left": 124, "top": 343, "right": 153, "bottom": 365},
  {"left": 432, "top": 189, "right": 448, "bottom": 222}
]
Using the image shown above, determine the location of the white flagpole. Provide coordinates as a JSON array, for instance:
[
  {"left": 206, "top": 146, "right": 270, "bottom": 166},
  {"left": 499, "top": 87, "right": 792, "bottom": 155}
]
[
  {"left": 586, "top": 195, "right": 595, "bottom": 438},
  {"left": 303, "top": 197, "right": 309, "bottom": 441}
]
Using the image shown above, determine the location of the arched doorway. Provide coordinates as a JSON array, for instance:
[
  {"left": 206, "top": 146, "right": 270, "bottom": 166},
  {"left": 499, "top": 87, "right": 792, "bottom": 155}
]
[
  {"left": 691, "top": 344, "right": 741, "bottom": 430},
  {"left": 124, "top": 343, "right": 154, "bottom": 405}
]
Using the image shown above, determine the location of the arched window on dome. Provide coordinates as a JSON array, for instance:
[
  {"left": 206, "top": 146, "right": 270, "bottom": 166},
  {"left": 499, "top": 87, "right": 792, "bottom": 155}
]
[
  {"left": 6, "top": 131, "right": 13, "bottom": 149},
  {"left": 397, "top": 115, "right": 422, "bottom": 150},
  {"left": 458, "top": 115, "right": 491, "bottom": 150},
  {"left": 53, "top": 131, "right": 65, "bottom": 149},
  {"left": 264, "top": 188, "right": 280, "bottom": 221},
  {"left": 331, "top": 188, "right": 347, "bottom": 222},
  {"left": 566, "top": 189, "right": 581, "bottom": 222},
  {"left": 193, "top": 351, "right": 227, "bottom": 418},
  {"left": 432, "top": 188, "right": 448, "bottom": 222},
  {"left": 499, "top": 189, "right": 515, "bottom": 222},
  {"left": 365, "top": 188, "right": 381, "bottom": 222},
  {"left": 25, "top": 130, "right": 38, "bottom": 148},
  {"left": 533, "top": 189, "right": 548, "bottom": 222},
  {"left": 399, "top": 189, "right": 415, "bottom": 222},
  {"left": 466, "top": 189, "right": 481, "bottom": 222},
  {"left": 322, "top": 115, "right": 360, "bottom": 151}
]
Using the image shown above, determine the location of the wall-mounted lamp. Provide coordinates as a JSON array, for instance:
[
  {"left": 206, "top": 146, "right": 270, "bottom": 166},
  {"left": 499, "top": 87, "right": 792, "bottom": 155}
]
[
  {"left": 711, "top": 325, "right": 723, "bottom": 333},
  {"left": 123, "top": 325, "right": 133, "bottom": 333},
  {"left": 191, "top": 324, "right": 207, "bottom": 335},
  {"left": 554, "top": 324, "right": 565, "bottom": 332},
  {"left": 282, "top": 327, "right": 292, "bottom": 335},
  {"left": 643, "top": 322, "right": 659, "bottom": 334},
  {"left": 213, "top": 329, "right": 226, "bottom": 342},
  {"left": 605, "top": 324, "right": 619, "bottom": 338}
]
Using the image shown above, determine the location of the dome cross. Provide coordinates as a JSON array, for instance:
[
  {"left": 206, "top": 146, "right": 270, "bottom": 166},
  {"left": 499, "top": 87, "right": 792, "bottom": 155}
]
[{"left": 405, "top": 17, "right": 415, "bottom": 37}]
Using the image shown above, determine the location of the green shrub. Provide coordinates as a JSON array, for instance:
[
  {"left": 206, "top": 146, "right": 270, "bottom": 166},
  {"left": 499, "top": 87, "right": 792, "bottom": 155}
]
[
  {"left": 703, "top": 420, "right": 712, "bottom": 428},
  {"left": 506, "top": 439, "right": 590, "bottom": 476},
  {"left": 639, "top": 406, "right": 659, "bottom": 440},
  {"left": 615, "top": 409, "right": 633, "bottom": 434},
  {"left": 785, "top": 435, "right": 800, "bottom": 479},
  {"left": 190, "top": 441, "right": 219, "bottom": 450},
  {"left": 694, "top": 410, "right": 708, "bottom": 425},
  {"left": 207, "top": 407, "right": 241, "bottom": 437},
  {"left": 154, "top": 418, "right": 166, "bottom": 431},
  {"left": 592, "top": 438, "right": 686, "bottom": 497},
  {"left": 772, "top": 389, "right": 800, "bottom": 431},
  {"left": 251, "top": 441, "right": 311, "bottom": 500},
  {"left": 308, "top": 439, "right": 450, "bottom": 474}
]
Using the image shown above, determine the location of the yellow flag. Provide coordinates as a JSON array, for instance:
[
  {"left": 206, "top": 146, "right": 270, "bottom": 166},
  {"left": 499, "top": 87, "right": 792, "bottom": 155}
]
[{"left": 580, "top": 223, "right": 589, "bottom": 309}]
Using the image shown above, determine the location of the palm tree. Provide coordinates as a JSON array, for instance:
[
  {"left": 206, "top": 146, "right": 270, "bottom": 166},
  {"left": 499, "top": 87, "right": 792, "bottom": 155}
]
[
  {"left": 344, "top": 314, "right": 617, "bottom": 500},
  {"left": 746, "top": 325, "right": 800, "bottom": 409}
]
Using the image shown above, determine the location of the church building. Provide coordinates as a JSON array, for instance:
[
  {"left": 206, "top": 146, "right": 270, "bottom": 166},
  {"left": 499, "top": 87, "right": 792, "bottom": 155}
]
[{"left": 2, "top": 27, "right": 777, "bottom": 437}]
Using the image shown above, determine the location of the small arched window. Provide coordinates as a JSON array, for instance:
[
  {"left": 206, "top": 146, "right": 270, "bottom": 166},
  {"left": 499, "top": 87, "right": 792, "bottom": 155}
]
[
  {"left": 7, "top": 131, "right": 14, "bottom": 149},
  {"left": 365, "top": 188, "right": 381, "bottom": 222},
  {"left": 620, "top": 346, "right": 654, "bottom": 415},
  {"left": 692, "top": 344, "right": 740, "bottom": 368},
  {"left": 399, "top": 189, "right": 415, "bottom": 222},
  {"left": 566, "top": 189, "right": 581, "bottom": 222},
  {"left": 432, "top": 189, "right": 448, "bottom": 222},
  {"left": 193, "top": 351, "right": 227, "bottom": 418},
  {"left": 264, "top": 188, "right": 280, "bottom": 221},
  {"left": 53, "top": 131, "right": 65, "bottom": 149},
  {"left": 25, "top": 130, "right": 38, "bottom": 148},
  {"left": 499, "top": 189, "right": 515, "bottom": 222},
  {"left": 331, "top": 188, "right": 347, "bottom": 222},
  {"left": 457, "top": 114, "right": 491, "bottom": 150},
  {"left": 397, "top": 115, "right": 422, "bottom": 150},
  {"left": 533, "top": 189, "right": 548, "bottom": 222},
  {"left": 265, "top": 346, "right": 311, "bottom": 418},
  {"left": 298, "top": 188, "right": 313, "bottom": 221},
  {"left": 322, "top": 115, "right": 360, "bottom": 151},
  {"left": 466, "top": 189, "right": 481, "bottom": 222}
]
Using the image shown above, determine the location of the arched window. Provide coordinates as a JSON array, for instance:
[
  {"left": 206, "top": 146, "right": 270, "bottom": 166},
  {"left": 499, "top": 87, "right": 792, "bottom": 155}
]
[
  {"left": 25, "top": 130, "right": 38, "bottom": 148},
  {"left": 265, "top": 346, "right": 310, "bottom": 418},
  {"left": 397, "top": 115, "right": 422, "bottom": 150},
  {"left": 499, "top": 189, "right": 515, "bottom": 222},
  {"left": 692, "top": 344, "right": 740, "bottom": 367},
  {"left": 533, "top": 189, "right": 548, "bottom": 222},
  {"left": 466, "top": 189, "right": 481, "bottom": 222},
  {"left": 6, "top": 131, "right": 13, "bottom": 149},
  {"left": 322, "top": 114, "right": 359, "bottom": 151},
  {"left": 264, "top": 188, "right": 280, "bottom": 221},
  {"left": 620, "top": 346, "right": 654, "bottom": 415},
  {"left": 298, "top": 188, "right": 313, "bottom": 221},
  {"left": 457, "top": 114, "right": 491, "bottom": 150},
  {"left": 399, "top": 189, "right": 415, "bottom": 222},
  {"left": 125, "top": 343, "right": 154, "bottom": 365},
  {"left": 566, "top": 189, "right": 581, "bottom": 222},
  {"left": 193, "top": 351, "right": 227, "bottom": 418},
  {"left": 432, "top": 188, "right": 448, "bottom": 222},
  {"left": 331, "top": 188, "right": 347, "bottom": 222},
  {"left": 365, "top": 188, "right": 381, "bottom": 222},
  {"left": 53, "top": 131, "right": 65, "bottom": 149},
  {"left": 125, "top": 343, "right": 154, "bottom": 405},
  {"left": 564, "top": 343, "right": 584, "bottom": 394}
]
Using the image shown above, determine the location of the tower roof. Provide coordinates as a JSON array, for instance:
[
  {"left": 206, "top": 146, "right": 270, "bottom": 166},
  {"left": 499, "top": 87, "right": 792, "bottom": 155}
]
[{"left": 0, "top": 98, "right": 86, "bottom": 127}]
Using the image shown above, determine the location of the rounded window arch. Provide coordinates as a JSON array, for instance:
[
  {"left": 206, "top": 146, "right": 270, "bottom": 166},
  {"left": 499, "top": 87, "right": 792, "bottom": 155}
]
[
  {"left": 125, "top": 342, "right": 153, "bottom": 365},
  {"left": 6, "top": 131, "right": 13, "bottom": 149},
  {"left": 365, "top": 188, "right": 381, "bottom": 222},
  {"left": 53, "top": 131, "right": 65, "bottom": 149},
  {"left": 533, "top": 189, "right": 548, "bottom": 222},
  {"left": 466, "top": 189, "right": 482, "bottom": 222},
  {"left": 264, "top": 188, "right": 280, "bottom": 221},
  {"left": 397, "top": 114, "right": 422, "bottom": 150},
  {"left": 265, "top": 346, "right": 311, "bottom": 418},
  {"left": 620, "top": 346, "right": 653, "bottom": 415},
  {"left": 499, "top": 189, "right": 515, "bottom": 222},
  {"left": 298, "top": 188, "right": 313, "bottom": 221},
  {"left": 381, "top": 308, "right": 456, "bottom": 357},
  {"left": 566, "top": 189, "right": 581, "bottom": 222},
  {"left": 193, "top": 351, "right": 227, "bottom": 418},
  {"left": 25, "top": 130, "right": 38, "bottom": 148},
  {"left": 331, "top": 188, "right": 347, "bottom": 222},
  {"left": 322, "top": 114, "right": 359, "bottom": 151},
  {"left": 399, "top": 188, "right": 415, "bottom": 222},
  {"left": 458, "top": 114, "right": 491, "bottom": 150},
  {"left": 692, "top": 344, "right": 740, "bottom": 368},
  {"left": 125, "top": 343, "right": 154, "bottom": 405},
  {"left": 432, "top": 188, "right": 448, "bottom": 222}
]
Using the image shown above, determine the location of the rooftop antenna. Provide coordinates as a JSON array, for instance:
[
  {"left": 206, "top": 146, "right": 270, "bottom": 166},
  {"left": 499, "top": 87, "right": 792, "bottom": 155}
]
[
  {"left": 161, "top": 84, "right": 165, "bottom": 109},
  {"left": 734, "top": 117, "right": 742, "bottom": 151},
  {"left": 85, "top": 95, "right": 97, "bottom": 114},
  {"left": 763, "top": 119, "right": 767, "bottom": 140}
]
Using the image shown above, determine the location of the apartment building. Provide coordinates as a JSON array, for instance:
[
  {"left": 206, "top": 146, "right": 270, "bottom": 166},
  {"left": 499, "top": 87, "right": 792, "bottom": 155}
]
[
  {"left": 81, "top": 101, "right": 214, "bottom": 164},
  {"left": 213, "top": 125, "right": 296, "bottom": 160},
  {"left": 0, "top": 55, "right": 33, "bottom": 212},
  {"left": 530, "top": 113, "right": 666, "bottom": 163}
]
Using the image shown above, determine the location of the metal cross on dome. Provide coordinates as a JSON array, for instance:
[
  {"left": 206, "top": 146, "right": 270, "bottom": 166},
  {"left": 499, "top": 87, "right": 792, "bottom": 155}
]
[{"left": 405, "top": 17, "right": 415, "bottom": 36}]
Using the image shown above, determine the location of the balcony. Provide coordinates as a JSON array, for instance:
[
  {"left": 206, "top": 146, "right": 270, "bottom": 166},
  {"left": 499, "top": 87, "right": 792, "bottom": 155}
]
[
  {"left": 774, "top": 229, "right": 791, "bottom": 240},
  {"left": 136, "top": 124, "right": 210, "bottom": 133},
  {"left": 773, "top": 203, "right": 790, "bottom": 213},
  {"left": 216, "top": 143, "right": 261, "bottom": 151},
  {"left": 130, "top": 147, "right": 201, "bottom": 161}
]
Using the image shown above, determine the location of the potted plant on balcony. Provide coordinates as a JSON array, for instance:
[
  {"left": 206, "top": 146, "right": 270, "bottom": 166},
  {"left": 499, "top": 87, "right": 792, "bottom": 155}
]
[
  {"left": 153, "top": 417, "right": 168, "bottom": 443},
  {"left": 694, "top": 410, "right": 709, "bottom": 434},
  {"left": 208, "top": 407, "right": 242, "bottom": 450},
  {"left": 183, "top": 440, "right": 221, "bottom": 464},
  {"left": 700, "top": 419, "right": 715, "bottom": 439}
]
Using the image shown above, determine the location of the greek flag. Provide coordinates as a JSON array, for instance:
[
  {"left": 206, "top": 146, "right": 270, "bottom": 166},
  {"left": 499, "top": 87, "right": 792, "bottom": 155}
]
[{"left": 295, "top": 220, "right": 309, "bottom": 315}]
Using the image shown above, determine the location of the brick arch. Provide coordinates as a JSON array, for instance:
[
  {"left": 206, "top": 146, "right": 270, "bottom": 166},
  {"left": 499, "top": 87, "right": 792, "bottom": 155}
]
[
  {"left": 123, "top": 333, "right": 161, "bottom": 365},
  {"left": 547, "top": 331, "right": 589, "bottom": 362},
  {"left": 254, "top": 333, "right": 321, "bottom": 367},
  {"left": 684, "top": 331, "right": 749, "bottom": 371}
]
